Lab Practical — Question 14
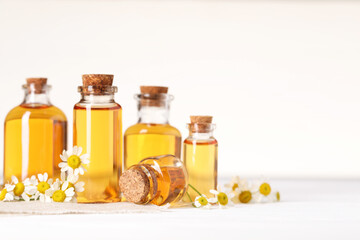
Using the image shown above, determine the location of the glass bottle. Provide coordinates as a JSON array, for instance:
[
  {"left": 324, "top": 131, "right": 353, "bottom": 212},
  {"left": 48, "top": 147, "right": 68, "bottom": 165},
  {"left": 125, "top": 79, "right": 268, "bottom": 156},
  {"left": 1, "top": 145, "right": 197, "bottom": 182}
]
[
  {"left": 73, "top": 74, "right": 122, "bottom": 203},
  {"left": 183, "top": 116, "right": 218, "bottom": 201},
  {"left": 4, "top": 78, "right": 67, "bottom": 183},
  {"left": 124, "top": 86, "right": 181, "bottom": 170},
  {"left": 120, "top": 154, "right": 188, "bottom": 206}
]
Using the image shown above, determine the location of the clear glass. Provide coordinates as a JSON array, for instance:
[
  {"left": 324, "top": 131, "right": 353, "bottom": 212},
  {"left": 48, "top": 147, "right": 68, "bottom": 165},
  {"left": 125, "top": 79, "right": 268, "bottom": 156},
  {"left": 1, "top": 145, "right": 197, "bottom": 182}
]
[
  {"left": 124, "top": 93, "right": 181, "bottom": 170},
  {"left": 4, "top": 84, "right": 67, "bottom": 183},
  {"left": 73, "top": 86, "right": 122, "bottom": 203},
  {"left": 127, "top": 155, "right": 188, "bottom": 206},
  {"left": 183, "top": 124, "right": 218, "bottom": 201}
]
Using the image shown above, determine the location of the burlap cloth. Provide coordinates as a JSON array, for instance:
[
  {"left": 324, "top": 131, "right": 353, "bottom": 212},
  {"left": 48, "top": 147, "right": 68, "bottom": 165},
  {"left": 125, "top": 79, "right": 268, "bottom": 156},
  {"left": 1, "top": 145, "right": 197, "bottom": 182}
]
[{"left": 0, "top": 202, "right": 165, "bottom": 215}]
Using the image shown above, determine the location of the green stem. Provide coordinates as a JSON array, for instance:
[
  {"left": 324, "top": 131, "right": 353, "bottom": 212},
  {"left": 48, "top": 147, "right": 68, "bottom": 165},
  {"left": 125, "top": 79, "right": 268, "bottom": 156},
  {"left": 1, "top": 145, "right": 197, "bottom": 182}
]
[{"left": 188, "top": 184, "right": 202, "bottom": 196}]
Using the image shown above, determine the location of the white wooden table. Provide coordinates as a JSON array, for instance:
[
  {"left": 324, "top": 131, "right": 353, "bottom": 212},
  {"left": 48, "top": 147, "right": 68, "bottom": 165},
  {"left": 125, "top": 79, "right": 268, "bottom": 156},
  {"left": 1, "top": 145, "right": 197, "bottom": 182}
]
[{"left": 0, "top": 179, "right": 359, "bottom": 240}]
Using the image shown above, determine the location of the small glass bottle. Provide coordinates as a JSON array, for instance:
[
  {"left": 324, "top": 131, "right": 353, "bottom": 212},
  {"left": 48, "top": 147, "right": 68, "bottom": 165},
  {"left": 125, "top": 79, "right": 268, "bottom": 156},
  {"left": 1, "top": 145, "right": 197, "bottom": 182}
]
[
  {"left": 183, "top": 116, "right": 218, "bottom": 201},
  {"left": 4, "top": 78, "right": 67, "bottom": 182},
  {"left": 124, "top": 86, "right": 181, "bottom": 170},
  {"left": 120, "top": 155, "right": 188, "bottom": 206},
  {"left": 73, "top": 74, "right": 122, "bottom": 203}
]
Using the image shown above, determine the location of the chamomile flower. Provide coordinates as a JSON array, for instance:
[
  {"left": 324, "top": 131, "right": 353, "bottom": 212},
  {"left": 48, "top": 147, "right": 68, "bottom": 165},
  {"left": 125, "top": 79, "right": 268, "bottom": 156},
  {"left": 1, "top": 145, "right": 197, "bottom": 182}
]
[
  {"left": 34, "top": 173, "right": 53, "bottom": 202},
  {"left": 194, "top": 195, "right": 211, "bottom": 208},
  {"left": 59, "top": 146, "right": 90, "bottom": 176},
  {"left": 60, "top": 172, "right": 85, "bottom": 193},
  {"left": 231, "top": 182, "right": 257, "bottom": 204},
  {"left": 209, "top": 188, "right": 234, "bottom": 208},
  {"left": 224, "top": 176, "right": 248, "bottom": 192},
  {"left": 251, "top": 178, "right": 276, "bottom": 203},
  {"left": 11, "top": 176, "right": 37, "bottom": 201},
  {"left": 0, "top": 184, "right": 15, "bottom": 202},
  {"left": 49, "top": 181, "right": 75, "bottom": 203}
]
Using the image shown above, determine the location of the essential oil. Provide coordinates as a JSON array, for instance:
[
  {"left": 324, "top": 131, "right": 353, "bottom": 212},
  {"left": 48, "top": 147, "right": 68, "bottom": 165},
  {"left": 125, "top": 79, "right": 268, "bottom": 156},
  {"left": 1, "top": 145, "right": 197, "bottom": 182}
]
[
  {"left": 183, "top": 116, "right": 218, "bottom": 201},
  {"left": 73, "top": 74, "right": 122, "bottom": 203},
  {"left": 4, "top": 78, "right": 67, "bottom": 182},
  {"left": 120, "top": 155, "right": 188, "bottom": 206},
  {"left": 124, "top": 86, "right": 181, "bottom": 170}
]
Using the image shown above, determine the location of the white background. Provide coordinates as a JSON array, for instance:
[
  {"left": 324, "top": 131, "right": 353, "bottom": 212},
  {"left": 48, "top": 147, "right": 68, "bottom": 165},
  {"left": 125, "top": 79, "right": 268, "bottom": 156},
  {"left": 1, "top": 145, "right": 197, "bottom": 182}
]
[{"left": 0, "top": 0, "right": 360, "bottom": 180}]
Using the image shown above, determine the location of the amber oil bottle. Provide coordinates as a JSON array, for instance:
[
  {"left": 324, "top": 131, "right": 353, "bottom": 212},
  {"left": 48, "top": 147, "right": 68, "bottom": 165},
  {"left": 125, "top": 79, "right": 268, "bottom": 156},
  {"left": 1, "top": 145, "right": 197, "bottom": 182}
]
[
  {"left": 120, "top": 155, "right": 188, "bottom": 206},
  {"left": 124, "top": 86, "right": 181, "bottom": 170},
  {"left": 4, "top": 78, "right": 67, "bottom": 182},
  {"left": 184, "top": 116, "right": 218, "bottom": 201},
  {"left": 73, "top": 74, "right": 122, "bottom": 203}
]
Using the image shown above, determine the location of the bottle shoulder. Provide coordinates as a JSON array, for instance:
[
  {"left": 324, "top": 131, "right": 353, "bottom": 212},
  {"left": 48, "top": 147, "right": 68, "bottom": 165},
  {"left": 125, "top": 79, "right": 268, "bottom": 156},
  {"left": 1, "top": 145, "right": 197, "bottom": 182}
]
[
  {"left": 5, "top": 104, "right": 67, "bottom": 122},
  {"left": 74, "top": 101, "right": 122, "bottom": 110},
  {"left": 184, "top": 137, "right": 218, "bottom": 145},
  {"left": 125, "top": 123, "right": 181, "bottom": 137}
]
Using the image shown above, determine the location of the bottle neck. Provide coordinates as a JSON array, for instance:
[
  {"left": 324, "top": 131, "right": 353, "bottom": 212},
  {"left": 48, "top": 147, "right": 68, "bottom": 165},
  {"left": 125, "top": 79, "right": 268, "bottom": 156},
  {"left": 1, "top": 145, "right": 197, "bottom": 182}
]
[
  {"left": 22, "top": 87, "right": 52, "bottom": 106},
  {"left": 187, "top": 123, "right": 216, "bottom": 140},
  {"left": 137, "top": 106, "right": 170, "bottom": 124},
  {"left": 188, "top": 130, "right": 214, "bottom": 139},
  {"left": 80, "top": 94, "right": 116, "bottom": 104}
]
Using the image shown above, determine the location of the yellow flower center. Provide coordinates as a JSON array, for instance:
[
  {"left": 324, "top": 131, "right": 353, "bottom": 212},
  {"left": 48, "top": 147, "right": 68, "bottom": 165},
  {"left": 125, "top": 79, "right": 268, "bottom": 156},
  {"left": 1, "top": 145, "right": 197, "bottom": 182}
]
[
  {"left": 14, "top": 182, "right": 25, "bottom": 196},
  {"left": 61, "top": 182, "right": 74, "bottom": 190},
  {"left": 52, "top": 190, "right": 66, "bottom": 202},
  {"left": 276, "top": 192, "right": 280, "bottom": 201},
  {"left": 0, "top": 189, "right": 7, "bottom": 201},
  {"left": 232, "top": 183, "right": 239, "bottom": 191},
  {"left": 198, "top": 196, "right": 208, "bottom": 206},
  {"left": 67, "top": 155, "right": 81, "bottom": 169},
  {"left": 259, "top": 183, "right": 271, "bottom": 196},
  {"left": 239, "top": 191, "right": 252, "bottom": 203},
  {"left": 37, "top": 181, "right": 50, "bottom": 194},
  {"left": 217, "top": 192, "right": 229, "bottom": 206}
]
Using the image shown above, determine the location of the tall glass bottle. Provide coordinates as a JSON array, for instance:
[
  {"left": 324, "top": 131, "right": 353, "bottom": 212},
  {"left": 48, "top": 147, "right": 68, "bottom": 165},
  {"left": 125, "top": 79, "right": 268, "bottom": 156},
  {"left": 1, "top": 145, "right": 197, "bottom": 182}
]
[
  {"left": 183, "top": 116, "right": 218, "bottom": 201},
  {"left": 4, "top": 78, "right": 67, "bottom": 183},
  {"left": 124, "top": 86, "right": 181, "bottom": 170},
  {"left": 73, "top": 74, "right": 122, "bottom": 203}
]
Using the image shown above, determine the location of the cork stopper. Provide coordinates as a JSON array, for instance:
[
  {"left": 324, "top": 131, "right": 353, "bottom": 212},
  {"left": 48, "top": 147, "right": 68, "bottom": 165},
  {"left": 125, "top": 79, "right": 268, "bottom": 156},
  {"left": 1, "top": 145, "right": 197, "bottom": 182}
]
[
  {"left": 120, "top": 169, "right": 151, "bottom": 203},
  {"left": 80, "top": 74, "right": 115, "bottom": 95},
  {"left": 140, "top": 86, "right": 168, "bottom": 94},
  {"left": 139, "top": 86, "right": 169, "bottom": 107},
  {"left": 82, "top": 74, "right": 113, "bottom": 87},
  {"left": 26, "top": 78, "right": 48, "bottom": 93},
  {"left": 190, "top": 116, "right": 213, "bottom": 124},
  {"left": 189, "top": 115, "right": 213, "bottom": 133}
]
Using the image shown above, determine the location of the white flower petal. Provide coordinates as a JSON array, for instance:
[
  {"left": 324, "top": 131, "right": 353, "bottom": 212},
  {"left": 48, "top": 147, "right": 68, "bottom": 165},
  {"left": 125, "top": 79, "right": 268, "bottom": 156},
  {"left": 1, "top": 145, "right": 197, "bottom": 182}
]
[
  {"left": 11, "top": 176, "right": 18, "bottom": 184},
  {"left": 62, "top": 182, "right": 69, "bottom": 191},
  {"left": 22, "top": 193, "right": 30, "bottom": 202},
  {"left": 61, "top": 172, "right": 66, "bottom": 182},
  {"left": 76, "top": 146, "right": 83, "bottom": 156},
  {"left": 74, "top": 168, "right": 79, "bottom": 176},
  {"left": 38, "top": 174, "right": 43, "bottom": 182},
  {"left": 81, "top": 159, "right": 90, "bottom": 165},
  {"left": 79, "top": 167, "right": 85, "bottom": 175},
  {"left": 209, "top": 190, "right": 219, "bottom": 195},
  {"left": 75, "top": 187, "right": 84, "bottom": 193},
  {"left": 208, "top": 198, "right": 218, "bottom": 204},
  {"left": 58, "top": 162, "right": 67, "bottom": 168},
  {"left": 5, "top": 193, "right": 14, "bottom": 201},
  {"left": 75, "top": 182, "right": 85, "bottom": 188}
]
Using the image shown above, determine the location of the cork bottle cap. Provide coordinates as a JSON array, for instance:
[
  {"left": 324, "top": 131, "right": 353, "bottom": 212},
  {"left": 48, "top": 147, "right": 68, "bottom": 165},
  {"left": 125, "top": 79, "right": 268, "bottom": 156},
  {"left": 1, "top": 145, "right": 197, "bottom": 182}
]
[
  {"left": 120, "top": 169, "right": 151, "bottom": 203},
  {"left": 190, "top": 116, "right": 213, "bottom": 124},
  {"left": 139, "top": 86, "right": 169, "bottom": 107},
  {"left": 140, "top": 86, "right": 168, "bottom": 94},
  {"left": 82, "top": 74, "right": 113, "bottom": 87},
  {"left": 80, "top": 74, "right": 115, "bottom": 95},
  {"left": 189, "top": 116, "right": 213, "bottom": 133},
  {"left": 26, "top": 78, "right": 48, "bottom": 93}
]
